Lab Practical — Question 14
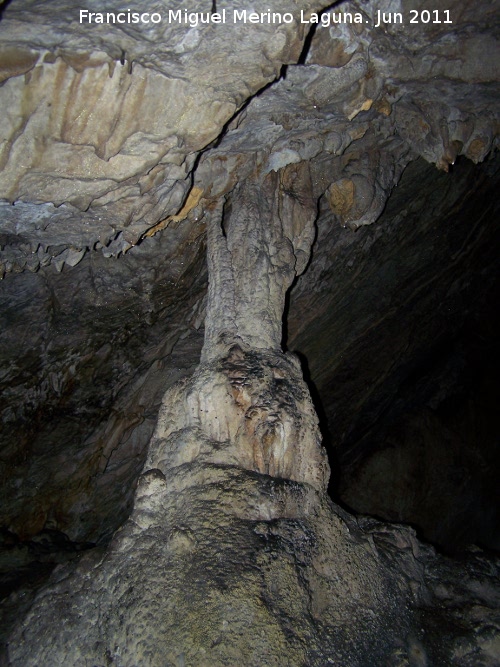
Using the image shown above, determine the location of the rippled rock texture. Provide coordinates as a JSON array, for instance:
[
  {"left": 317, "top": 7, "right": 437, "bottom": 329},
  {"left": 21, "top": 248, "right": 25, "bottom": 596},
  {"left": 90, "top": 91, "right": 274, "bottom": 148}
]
[
  {"left": 1, "top": 0, "right": 499, "bottom": 663},
  {"left": 10, "top": 463, "right": 500, "bottom": 666}
]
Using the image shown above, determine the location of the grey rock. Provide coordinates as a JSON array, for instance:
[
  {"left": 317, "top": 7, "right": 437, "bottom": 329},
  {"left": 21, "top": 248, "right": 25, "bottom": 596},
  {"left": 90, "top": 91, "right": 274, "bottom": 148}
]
[{"left": 0, "top": 0, "right": 499, "bottom": 663}]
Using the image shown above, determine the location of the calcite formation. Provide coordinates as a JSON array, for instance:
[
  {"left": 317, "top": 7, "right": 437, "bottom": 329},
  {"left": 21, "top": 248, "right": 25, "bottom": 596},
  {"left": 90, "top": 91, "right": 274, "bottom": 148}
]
[
  {"left": 147, "top": 344, "right": 328, "bottom": 489},
  {"left": 1, "top": 0, "right": 499, "bottom": 663},
  {"left": 7, "top": 147, "right": 500, "bottom": 667}
]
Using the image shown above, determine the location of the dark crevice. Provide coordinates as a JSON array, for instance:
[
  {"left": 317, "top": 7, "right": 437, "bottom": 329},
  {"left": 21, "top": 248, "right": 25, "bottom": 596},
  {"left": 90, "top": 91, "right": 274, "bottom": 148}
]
[
  {"left": 297, "top": 2, "right": 343, "bottom": 64},
  {"left": 143, "top": 62, "right": 292, "bottom": 247},
  {"left": 298, "top": 23, "right": 317, "bottom": 65},
  {"left": 281, "top": 274, "right": 294, "bottom": 352},
  {"left": 293, "top": 350, "right": 341, "bottom": 499},
  {"left": 221, "top": 195, "right": 231, "bottom": 238},
  {"left": 207, "top": 71, "right": 287, "bottom": 152},
  {"left": 139, "top": 26, "right": 316, "bottom": 246}
]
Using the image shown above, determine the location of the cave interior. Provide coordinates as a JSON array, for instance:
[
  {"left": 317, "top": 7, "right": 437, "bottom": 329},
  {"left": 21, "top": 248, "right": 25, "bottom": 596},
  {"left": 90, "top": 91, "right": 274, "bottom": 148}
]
[{"left": 0, "top": 0, "right": 499, "bottom": 663}]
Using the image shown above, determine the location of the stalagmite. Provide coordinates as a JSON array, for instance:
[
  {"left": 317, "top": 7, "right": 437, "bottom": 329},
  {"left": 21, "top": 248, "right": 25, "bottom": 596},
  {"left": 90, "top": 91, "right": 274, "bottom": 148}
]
[
  {"left": 8, "top": 164, "right": 499, "bottom": 666},
  {"left": 9, "top": 164, "right": 340, "bottom": 665}
]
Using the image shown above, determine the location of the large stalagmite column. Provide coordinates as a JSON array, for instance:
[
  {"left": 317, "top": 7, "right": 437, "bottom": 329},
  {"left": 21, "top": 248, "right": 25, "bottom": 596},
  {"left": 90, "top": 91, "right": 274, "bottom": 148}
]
[
  {"left": 8, "top": 165, "right": 441, "bottom": 667},
  {"left": 148, "top": 164, "right": 329, "bottom": 490}
]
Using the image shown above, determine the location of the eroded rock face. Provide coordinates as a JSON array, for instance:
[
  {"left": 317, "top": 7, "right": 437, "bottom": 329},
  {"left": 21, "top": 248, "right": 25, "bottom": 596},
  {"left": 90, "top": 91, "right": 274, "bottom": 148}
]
[
  {"left": 7, "top": 163, "right": 500, "bottom": 667},
  {"left": 288, "top": 156, "right": 500, "bottom": 552},
  {"left": 9, "top": 462, "right": 500, "bottom": 665},
  {"left": 0, "top": 221, "right": 207, "bottom": 545},
  {"left": 0, "top": 0, "right": 322, "bottom": 252},
  {"left": 1, "top": 0, "right": 500, "bottom": 662},
  {"left": 147, "top": 343, "right": 328, "bottom": 489}
]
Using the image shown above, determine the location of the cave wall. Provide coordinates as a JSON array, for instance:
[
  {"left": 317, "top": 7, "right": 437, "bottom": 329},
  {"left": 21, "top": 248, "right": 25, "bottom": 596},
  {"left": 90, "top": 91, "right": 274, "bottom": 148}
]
[
  {"left": 0, "top": 0, "right": 499, "bottom": 663},
  {"left": 288, "top": 155, "right": 500, "bottom": 551}
]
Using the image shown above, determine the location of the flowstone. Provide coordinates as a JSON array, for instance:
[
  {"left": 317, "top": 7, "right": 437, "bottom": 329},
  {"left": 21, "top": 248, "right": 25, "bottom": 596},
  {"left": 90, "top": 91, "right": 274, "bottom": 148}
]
[{"left": 7, "top": 174, "right": 500, "bottom": 666}]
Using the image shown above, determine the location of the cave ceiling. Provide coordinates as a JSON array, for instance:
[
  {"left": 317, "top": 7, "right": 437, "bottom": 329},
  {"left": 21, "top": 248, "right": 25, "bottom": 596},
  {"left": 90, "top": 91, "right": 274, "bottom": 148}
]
[{"left": 0, "top": 0, "right": 499, "bottom": 569}]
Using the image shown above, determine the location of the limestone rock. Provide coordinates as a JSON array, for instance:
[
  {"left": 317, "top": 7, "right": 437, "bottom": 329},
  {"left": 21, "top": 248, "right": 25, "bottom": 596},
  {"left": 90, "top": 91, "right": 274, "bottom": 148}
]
[
  {"left": 0, "top": 0, "right": 499, "bottom": 663},
  {"left": 8, "top": 463, "right": 499, "bottom": 665},
  {"left": 147, "top": 344, "right": 329, "bottom": 490}
]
